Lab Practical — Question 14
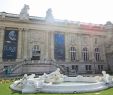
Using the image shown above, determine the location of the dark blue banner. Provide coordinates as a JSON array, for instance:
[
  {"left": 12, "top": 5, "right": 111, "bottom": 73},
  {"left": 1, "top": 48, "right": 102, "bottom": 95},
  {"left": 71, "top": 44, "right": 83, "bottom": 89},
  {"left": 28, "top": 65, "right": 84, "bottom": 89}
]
[
  {"left": 54, "top": 33, "right": 65, "bottom": 60},
  {"left": 2, "top": 30, "right": 18, "bottom": 60}
]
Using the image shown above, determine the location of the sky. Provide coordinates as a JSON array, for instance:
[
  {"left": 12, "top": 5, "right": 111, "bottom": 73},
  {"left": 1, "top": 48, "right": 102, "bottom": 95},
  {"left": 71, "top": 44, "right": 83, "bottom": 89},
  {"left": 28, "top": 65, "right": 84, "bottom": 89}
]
[{"left": 0, "top": 0, "right": 113, "bottom": 24}]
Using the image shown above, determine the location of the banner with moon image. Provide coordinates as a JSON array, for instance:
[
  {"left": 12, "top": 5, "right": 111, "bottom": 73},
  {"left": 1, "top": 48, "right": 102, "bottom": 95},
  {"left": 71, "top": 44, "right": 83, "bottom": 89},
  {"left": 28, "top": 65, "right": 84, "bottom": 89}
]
[{"left": 2, "top": 30, "right": 18, "bottom": 60}]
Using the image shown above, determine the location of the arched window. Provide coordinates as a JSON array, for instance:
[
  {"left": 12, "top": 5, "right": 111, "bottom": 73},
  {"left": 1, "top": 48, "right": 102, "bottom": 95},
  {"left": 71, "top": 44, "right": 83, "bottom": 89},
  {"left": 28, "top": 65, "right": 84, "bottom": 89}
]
[
  {"left": 32, "top": 45, "right": 41, "bottom": 60},
  {"left": 95, "top": 48, "right": 100, "bottom": 61},
  {"left": 82, "top": 47, "right": 89, "bottom": 61},
  {"left": 70, "top": 47, "right": 76, "bottom": 61}
]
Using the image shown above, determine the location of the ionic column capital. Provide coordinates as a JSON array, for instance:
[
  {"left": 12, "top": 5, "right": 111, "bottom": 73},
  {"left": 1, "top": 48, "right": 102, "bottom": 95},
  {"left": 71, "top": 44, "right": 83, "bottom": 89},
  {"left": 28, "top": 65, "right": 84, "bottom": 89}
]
[
  {"left": 23, "top": 28, "right": 29, "bottom": 31},
  {"left": 18, "top": 28, "right": 24, "bottom": 31},
  {"left": 18, "top": 28, "right": 29, "bottom": 32}
]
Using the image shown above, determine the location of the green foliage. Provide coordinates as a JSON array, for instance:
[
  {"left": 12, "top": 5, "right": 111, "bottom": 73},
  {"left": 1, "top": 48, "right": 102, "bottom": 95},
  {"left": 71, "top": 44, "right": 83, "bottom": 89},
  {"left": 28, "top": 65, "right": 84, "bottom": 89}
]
[{"left": 0, "top": 82, "right": 113, "bottom": 95}]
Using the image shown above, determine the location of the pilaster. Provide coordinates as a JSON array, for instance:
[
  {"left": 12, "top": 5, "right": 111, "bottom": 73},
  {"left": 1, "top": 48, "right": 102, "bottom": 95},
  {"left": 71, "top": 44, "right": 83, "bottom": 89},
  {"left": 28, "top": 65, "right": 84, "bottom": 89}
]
[
  {"left": 23, "top": 28, "right": 29, "bottom": 59},
  {"left": 89, "top": 35, "right": 95, "bottom": 62},
  {"left": 76, "top": 34, "right": 79, "bottom": 61},
  {"left": 45, "top": 31, "right": 49, "bottom": 60},
  {"left": 65, "top": 32, "right": 69, "bottom": 62},
  {"left": 78, "top": 35, "right": 82, "bottom": 62},
  {"left": 0, "top": 26, "right": 5, "bottom": 62},
  {"left": 50, "top": 31, "right": 54, "bottom": 60},
  {"left": 17, "top": 28, "right": 23, "bottom": 61}
]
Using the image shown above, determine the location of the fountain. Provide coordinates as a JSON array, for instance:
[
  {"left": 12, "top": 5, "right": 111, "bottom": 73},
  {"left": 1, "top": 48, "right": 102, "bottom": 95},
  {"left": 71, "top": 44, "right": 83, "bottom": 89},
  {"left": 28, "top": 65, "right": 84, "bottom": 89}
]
[{"left": 10, "top": 68, "right": 113, "bottom": 93}]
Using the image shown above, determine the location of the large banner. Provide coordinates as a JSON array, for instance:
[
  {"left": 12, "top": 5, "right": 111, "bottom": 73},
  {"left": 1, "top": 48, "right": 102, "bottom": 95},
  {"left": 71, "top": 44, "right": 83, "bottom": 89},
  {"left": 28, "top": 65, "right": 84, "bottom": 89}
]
[
  {"left": 54, "top": 33, "right": 65, "bottom": 60},
  {"left": 2, "top": 30, "right": 18, "bottom": 60}
]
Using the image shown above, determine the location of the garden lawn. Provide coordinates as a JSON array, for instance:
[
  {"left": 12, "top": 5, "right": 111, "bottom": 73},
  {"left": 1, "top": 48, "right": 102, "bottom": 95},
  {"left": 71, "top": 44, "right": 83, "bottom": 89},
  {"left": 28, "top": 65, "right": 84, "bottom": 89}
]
[{"left": 0, "top": 82, "right": 113, "bottom": 95}]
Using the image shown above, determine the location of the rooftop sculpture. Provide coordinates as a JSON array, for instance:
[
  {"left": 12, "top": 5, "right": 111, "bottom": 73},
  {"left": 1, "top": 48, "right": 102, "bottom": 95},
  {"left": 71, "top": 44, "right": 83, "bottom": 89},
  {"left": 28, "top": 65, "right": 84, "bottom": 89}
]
[
  {"left": 45, "top": 8, "right": 54, "bottom": 23},
  {"left": 19, "top": 4, "right": 29, "bottom": 20}
]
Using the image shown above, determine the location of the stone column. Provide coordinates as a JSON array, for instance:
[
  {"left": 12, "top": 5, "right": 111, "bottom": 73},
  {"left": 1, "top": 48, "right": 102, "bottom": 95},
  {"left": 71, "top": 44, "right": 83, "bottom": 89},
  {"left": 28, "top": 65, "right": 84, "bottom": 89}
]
[
  {"left": 51, "top": 31, "right": 54, "bottom": 60},
  {"left": 48, "top": 31, "right": 55, "bottom": 61},
  {"left": 23, "top": 28, "right": 29, "bottom": 59},
  {"left": 90, "top": 35, "right": 96, "bottom": 73},
  {"left": 76, "top": 34, "right": 79, "bottom": 61},
  {"left": 65, "top": 32, "right": 69, "bottom": 62},
  {"left": 100, "top": 44, "right": 106, "bottom": 62},
  {"left": 47, "top": 32, "right": 51, "bottom": 60},
  {"left": 89, "top": 35, "right": 95, "bottom": 62},
  {"left": 17, "top": 28, "right": 23, "bottom": 61},
  {"left": 78, "top": 34, "right": 82, "bottom": 62},
  {"left": 27, "top": 30, "right": 32, "bottom": 60},
  {"left": 45, "top": 31, "right": 49, "bottom": 60},
  {"left": 0, "top": 26, "right": 5, "bottom": 62}
]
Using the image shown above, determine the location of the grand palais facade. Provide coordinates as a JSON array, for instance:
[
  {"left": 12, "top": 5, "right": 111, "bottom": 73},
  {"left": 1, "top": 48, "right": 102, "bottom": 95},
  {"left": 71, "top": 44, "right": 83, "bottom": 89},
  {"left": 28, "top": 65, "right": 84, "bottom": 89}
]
[{"left": 0, "top": 5, "right": 113, "bottom": 76}]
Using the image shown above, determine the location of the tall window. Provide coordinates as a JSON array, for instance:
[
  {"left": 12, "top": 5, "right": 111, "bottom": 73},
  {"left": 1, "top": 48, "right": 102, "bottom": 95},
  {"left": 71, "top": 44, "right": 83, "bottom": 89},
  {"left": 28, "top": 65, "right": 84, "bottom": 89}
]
[
  {"left": 98, "top": 65, "right": 103, "bottom": 71},
  {"left": 72, "top": 65, "right": 78, "bottom": 72},
  {"left": 70, "top": 47, "right": 76, "bottom": 61},
  {"left": 85, "top": 65, "right": 91, "bottom": 71},
  {"left": 82, "top": 48, "right": 89, "bottom": 61},
  {"left": 32, "top": 45, "right": 40, "bottom": 60},
  {"left": 95, "top": 48, "right": 101, "bottom": 61}
]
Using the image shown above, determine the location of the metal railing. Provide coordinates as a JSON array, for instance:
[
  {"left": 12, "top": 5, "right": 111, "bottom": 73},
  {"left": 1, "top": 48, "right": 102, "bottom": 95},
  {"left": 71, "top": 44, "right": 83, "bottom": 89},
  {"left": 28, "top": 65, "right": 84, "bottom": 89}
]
[{"left": 0, "top": 60, "right": 26, "bottom": 77}]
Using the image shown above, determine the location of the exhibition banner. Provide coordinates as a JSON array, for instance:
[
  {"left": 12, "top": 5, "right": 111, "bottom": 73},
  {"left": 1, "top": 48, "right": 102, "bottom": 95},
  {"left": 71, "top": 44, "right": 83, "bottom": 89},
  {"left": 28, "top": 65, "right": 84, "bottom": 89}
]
[
  {"left": 54, "top": 33, "right": 65, "bottom": 60},
  {"left": 2, "top": 30, "right": 18, "bottom": 60}
]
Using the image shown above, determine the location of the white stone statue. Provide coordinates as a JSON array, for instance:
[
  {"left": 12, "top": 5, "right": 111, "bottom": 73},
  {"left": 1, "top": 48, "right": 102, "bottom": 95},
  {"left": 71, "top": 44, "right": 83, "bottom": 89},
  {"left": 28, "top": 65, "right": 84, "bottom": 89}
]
[
  {"left": 38, "top": 68, "right": 64, "bottom": 83},
  {"left": 102, "top": 71, "right": 112, "bottom": 83},
  {"left": 45, "top": 68, "right": 64, "bottom": 83},
  {"left": 20, "top": 4, "right": 29, "bottom": 20},
  {"left": 45, "top": 8, "right": 54, "bottom": 23},
  {"left": 12, "top": 74, "right": 28, "bottom": 90}
]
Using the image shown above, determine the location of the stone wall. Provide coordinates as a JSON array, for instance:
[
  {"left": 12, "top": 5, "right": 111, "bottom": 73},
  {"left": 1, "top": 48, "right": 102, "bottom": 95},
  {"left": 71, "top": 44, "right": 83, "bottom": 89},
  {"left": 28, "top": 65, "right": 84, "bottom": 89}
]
[{"left": 0, "top": 12, "right": 111, "bottom": 74}]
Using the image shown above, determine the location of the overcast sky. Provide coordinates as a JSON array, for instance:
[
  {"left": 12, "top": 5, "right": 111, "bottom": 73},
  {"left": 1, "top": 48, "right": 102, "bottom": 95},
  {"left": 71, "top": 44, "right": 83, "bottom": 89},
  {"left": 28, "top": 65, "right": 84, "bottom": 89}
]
[{"left": 0, "top": 0, "right": 113, "bottom": 24}]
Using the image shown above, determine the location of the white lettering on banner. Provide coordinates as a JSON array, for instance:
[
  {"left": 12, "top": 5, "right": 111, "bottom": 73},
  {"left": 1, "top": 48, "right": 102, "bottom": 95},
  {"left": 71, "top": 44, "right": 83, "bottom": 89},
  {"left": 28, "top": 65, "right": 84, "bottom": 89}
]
[{"left": 4, "top": 46, "right": 16, "bottom": 52}]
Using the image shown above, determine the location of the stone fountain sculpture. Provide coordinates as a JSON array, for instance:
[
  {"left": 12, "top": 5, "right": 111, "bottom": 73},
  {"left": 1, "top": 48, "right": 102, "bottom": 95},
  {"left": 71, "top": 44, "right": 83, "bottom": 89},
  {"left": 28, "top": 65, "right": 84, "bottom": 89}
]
[
  {"left": 10, "top": 68, "right": 113, "bottom": 93},
  {"left": 102, "top": 71, "right": 112, "bottom": 84},
  {"left": 39, "top": 68, "right": 64, "bottom": 83}
]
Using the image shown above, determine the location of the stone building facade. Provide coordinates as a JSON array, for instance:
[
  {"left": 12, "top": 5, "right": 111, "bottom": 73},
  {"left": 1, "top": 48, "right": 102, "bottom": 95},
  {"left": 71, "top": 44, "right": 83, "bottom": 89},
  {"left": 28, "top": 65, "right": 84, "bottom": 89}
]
[{"left": 0, "top": 5, "right": 113, "bottom": 75}]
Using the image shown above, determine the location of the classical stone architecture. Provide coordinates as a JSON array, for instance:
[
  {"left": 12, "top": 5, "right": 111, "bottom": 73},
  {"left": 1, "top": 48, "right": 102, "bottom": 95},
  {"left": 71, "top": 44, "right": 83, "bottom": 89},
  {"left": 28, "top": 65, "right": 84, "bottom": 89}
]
[{"left": 0, "top": 5, "right": 113, "bottom": 76}]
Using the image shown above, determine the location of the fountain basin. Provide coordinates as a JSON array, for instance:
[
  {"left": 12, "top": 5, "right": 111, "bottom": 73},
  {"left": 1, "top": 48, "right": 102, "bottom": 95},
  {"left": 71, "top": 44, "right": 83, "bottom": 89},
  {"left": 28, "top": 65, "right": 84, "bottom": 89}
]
[
  {"left": 10, "top": 69, "right": 113, "bottom": 93},
  {"left": 40, "top": 82, "right": 108, "bottom": 93}
]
